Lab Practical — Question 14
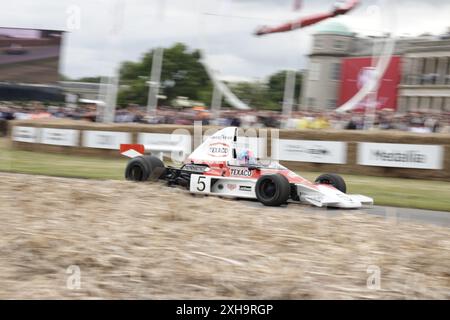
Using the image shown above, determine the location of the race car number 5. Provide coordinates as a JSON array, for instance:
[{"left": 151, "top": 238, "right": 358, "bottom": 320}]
[
  {"left": 197, "top": 176, "right": 207, "bottom": 191},
  {"left": 192, "top": 175, "right": 210, "bottom": 193}
]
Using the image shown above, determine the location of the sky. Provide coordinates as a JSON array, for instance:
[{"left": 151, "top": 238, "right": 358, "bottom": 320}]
[{"left": 0, "top": 0, "right": 449, "bottom": 81}]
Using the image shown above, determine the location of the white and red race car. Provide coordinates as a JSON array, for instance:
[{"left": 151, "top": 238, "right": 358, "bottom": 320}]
[{"left": 121, "top": 127, "right": 373, "bottom": 209}]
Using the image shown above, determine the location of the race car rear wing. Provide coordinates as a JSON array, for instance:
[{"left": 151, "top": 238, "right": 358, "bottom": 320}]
[
  {"left": 120, "top": 127, "right": 240, "bottom": 162},
  {"left": 120, "top": 144, "right": 145, "bottom": 158}
]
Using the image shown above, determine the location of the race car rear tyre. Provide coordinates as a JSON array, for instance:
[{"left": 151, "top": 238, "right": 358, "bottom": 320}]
[
  {"left": 125, "top": 157, "right": 150, "bottom": 181},
  {"left": 125, "top": 156, "right": 165, "bottom": 182},
  {"left": 255, "top": 174, "right": 291, "bottom": 207},
  {"left": 315, "top": 173, "right": 347, "bottom": 193},
  {"left": 143, "top": 155, "right": 166, "bottom": 180}
]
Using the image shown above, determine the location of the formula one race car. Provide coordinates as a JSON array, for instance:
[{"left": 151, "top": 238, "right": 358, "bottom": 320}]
[{"left": 120, "top": 127, "right": 373, "bottom": 209}]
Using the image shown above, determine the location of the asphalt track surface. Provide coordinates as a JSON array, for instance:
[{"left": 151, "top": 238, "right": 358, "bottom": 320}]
[
  {"left": 242, "top": 201, "right": 450, "bottom": 227},
  {"left": 362, "top": 205, "right": 450, "bottom": 227}
]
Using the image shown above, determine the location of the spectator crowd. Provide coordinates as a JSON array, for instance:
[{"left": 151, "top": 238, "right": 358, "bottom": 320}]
[{"left": 1, "top": 101, "right": 450, "bottom": 135}]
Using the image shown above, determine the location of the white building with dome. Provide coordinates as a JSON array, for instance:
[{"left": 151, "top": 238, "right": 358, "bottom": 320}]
[
  {"left": 301, "top": 22, "right": 450, "bottom": 113},
  {"left": 301, "top": 22, "right": 357, "bottom": 111}
]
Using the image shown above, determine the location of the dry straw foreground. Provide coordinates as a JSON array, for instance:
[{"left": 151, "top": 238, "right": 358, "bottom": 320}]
[{"left": 0, "top": 172, "right": 449, "bottom": 299}]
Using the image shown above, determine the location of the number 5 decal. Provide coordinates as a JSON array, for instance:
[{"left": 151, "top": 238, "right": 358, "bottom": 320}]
[
  {"left": 190, "top": 174, "right": 210, "bottom": 193},
  {"left": 197, "top": 176, "right": 206, "bottom": 192}
]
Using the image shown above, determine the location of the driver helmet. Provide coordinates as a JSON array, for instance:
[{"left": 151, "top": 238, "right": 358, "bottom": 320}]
[{"left": 237, "top": 149, "right": 256, "bottom": 165}]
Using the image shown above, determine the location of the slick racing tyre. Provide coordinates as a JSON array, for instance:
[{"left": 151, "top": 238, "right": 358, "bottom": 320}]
[
  {"left": 315, "top": 173, "right": 347, "bottom": 193},
  {"left": 143, "top": 155, "right": 166, "bottom": 180},
  {"left": 255, "top": 174, "right": 291, "bottom": 207},
  {"left": 125, "top": 155, "right": 166, "bottom": 182}
]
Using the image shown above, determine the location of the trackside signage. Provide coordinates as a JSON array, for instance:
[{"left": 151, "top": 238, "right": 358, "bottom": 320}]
[
  {"left": 83, "top": 131, "right": 131, "bottom": 150},
  {"left": 272, "top": 139, "right": 347, "bottom": 164},
  {"left": 12, "top": 126, "right": 39, "bottom": 143},
  {"left": 358, "top": 143, "right": 444, "bottom": 170},
  {"left": 41, "top": 128, "right": 79, "bottom": 146}
]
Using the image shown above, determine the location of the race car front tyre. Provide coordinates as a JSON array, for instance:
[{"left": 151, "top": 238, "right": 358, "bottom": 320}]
[
  {"left": 125, "top": 156, "right": 166, "bottom": 182},
  {"left": 315, "top": 173, "right": 347, "bottom": 193},
  {"left": 255, "top": 174, "right": 291, "bottom": 207}
]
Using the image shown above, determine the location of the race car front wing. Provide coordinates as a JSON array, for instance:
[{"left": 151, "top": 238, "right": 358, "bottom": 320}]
[{"left": 189, "top": 174, "right": 373, "bottom": 209}]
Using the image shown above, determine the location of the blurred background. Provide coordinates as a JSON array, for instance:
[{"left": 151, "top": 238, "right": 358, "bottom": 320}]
[{"left": 0, "top": 0, "right": 449, "bottom": 131}]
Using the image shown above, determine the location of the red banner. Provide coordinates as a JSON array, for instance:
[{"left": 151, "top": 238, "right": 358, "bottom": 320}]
[{"left": 338, "top": 56, "right": 401, "bottom": 111}]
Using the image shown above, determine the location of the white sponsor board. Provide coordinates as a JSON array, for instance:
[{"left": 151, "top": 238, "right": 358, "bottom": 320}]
[
  {"left": 41, "top": 128, "right": 79, "bottom": 146},
  {"left": 272, "top": 139, "right": 347, "bottom": 164},
  {"left": 83, "top": 131, "right": 131, "bottom": 150},
  {"left": 358, "top": 143, "right": 444, "bottom": 170},
  {"left": 12, "top": 126, "right": 39, "bottom": 143},
  {"left": 138, "top": 133, "right": 192, "bottom": 161}
]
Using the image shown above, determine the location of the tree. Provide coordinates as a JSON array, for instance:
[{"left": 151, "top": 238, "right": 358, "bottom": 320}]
[
  {"left": 59, "top": 75, "right": 103, "bottom": 83},
  {"left": 118, "top": 43, "right": 212, "bottom": 107},
  {"left": 229, "top": 71, "right": 303, "bottom": 111},
  {"left": 76, "top": 76, "right": 103, "bottom": 83},
  {"left": 229, "top": 81, "right": 277, "bottom": 110},
  {"left": 97, "top": 42, "right": 304, "bottom": 110},
  {"left": 266, "top": 71, "right": 303, "bottom": 110}
]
